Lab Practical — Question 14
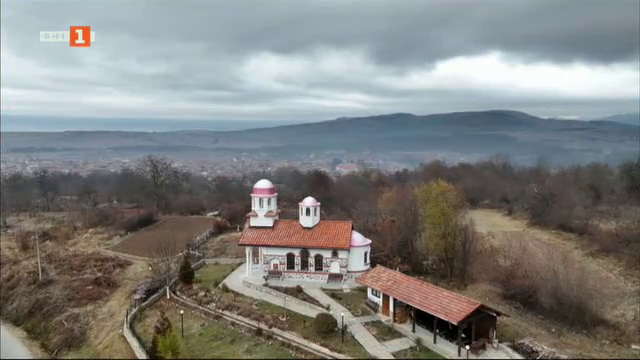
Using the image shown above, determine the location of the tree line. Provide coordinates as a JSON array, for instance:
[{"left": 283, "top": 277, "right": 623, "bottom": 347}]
[{"left": 2, "top": 154, "right": 639, "bottom": 276}]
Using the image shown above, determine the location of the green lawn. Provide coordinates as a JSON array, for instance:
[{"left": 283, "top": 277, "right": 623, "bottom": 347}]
[
  {"left": 323, "top": 287, "right": 374, "bottom": 316},
  {"left": 394, "top": 345, "right": 445, "bottom": 359},
  {"left": 363, "top": 320, "right": 405, "bottom": 342},
  {"left": 189, "top": 266, "right": 370, "bottom": 358},
  {"left": 196, "top": 263, "right": 238, "bottom": 288},
  {"left": 239, "top": 296, "right": 369, "bottom": 358},
  {"left": 133, "top": 298, "right": 308, "bottom": 359}
]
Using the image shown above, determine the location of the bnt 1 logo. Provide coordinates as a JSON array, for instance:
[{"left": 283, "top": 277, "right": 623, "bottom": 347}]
[{"left": 70, "top": 26, "right": 91, "bottom": 47}]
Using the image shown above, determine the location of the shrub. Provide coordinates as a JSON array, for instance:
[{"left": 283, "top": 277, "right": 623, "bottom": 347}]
[
  {"left": 295, "top": 285, "right": 303, "bottom": 294},
  {"left": 79, "top": 207, "right": 118, "bottom": 228},
  {"left": 178, "top": 255, "right": 195, "bottom": 285},
  {"left": 14, "top": 230, "right": 34, "bottom": 252},
  {"left": 313, "top": 313, "right": 337, "bottom": 335},
  {"left": 477, "top": 239, "right": 608, "bottom": 329},
  {"left": 158, "top": 330, "right": 182, "bottom": 359},
  {"left": 117, "top": 210, "right": 157, "bottom": 233},
  {"left": 254, "top": 327, "right": 263, "bottom": 337},
  {"left": 220, "top": 283, "right": 229, "bottom": 293}
]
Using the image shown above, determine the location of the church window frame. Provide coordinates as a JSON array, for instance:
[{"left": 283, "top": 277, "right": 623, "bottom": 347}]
[
  {"left": 314, "top": 254, "right": 323, "bottom": 271},
  {"left": 300, "top": 249, "right": 310, "bottom": 271},
  {"left": 286, "top": 253, "right": 295, "bottom": 270}
]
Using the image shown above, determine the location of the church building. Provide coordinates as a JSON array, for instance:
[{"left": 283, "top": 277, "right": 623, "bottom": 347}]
[{"left": 238, "top": 179, "right": 373, "bottom": 283}]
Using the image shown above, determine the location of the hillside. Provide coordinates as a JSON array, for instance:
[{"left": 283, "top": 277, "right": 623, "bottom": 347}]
[
  {"left": 2, "top": 110, "right": 639, "bottom": 165},
  {"left": 593, "top": 113, "right": 640, "bottom": 126}
]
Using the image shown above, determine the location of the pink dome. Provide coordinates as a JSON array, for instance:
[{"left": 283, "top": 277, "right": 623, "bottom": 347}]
[
  {"left": 252, "top": 179, "right": 276, "bottom": 195},
  {"left": 350, "top": 230, "right": 372, "bottom": 247},
  {"left": 299, "top": 196, "right": 320, "bottom": 206}
]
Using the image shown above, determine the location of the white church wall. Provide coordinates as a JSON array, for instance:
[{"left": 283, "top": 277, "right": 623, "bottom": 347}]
[
  {"left": 347, "top": 245, "right": 371, "bottom": 272},
  {"left": 249, "top": 216, "right": 276, "bottom": 227},
  {"left": 261, "top": 247, "right": 349, "bottom": 274}
]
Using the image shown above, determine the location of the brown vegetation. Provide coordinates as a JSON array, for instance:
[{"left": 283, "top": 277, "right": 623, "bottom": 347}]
[{"left": 0, "top": 247, "right": 130, "bottom": 355}]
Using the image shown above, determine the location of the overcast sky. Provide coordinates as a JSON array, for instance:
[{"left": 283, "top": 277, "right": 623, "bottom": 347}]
[{"left": 2, "top": 0, "right": 639, "bottom": 122}]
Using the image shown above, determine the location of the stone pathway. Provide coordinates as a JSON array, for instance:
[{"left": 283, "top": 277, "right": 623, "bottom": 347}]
[
  {"left": 355, "top": 314, "right": 380, "bottom": 324},
  {"left": 381, "top": 338, "right": 415, "bottom": 353},
  {"left": 304, "top": 288, "right": 395, "bottom": 359},
  {"left": 223, "top": 264, "right": 322, "bottom": 318}
]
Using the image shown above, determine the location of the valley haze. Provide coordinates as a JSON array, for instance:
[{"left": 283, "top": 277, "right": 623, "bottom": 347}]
[{"left": 2, "top": 110, "right": 638, "bottom": 175}]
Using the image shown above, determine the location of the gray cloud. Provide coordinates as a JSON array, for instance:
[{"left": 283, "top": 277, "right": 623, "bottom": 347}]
[{"left": 1, "top": 0, "right": 639, "bottom": 121}]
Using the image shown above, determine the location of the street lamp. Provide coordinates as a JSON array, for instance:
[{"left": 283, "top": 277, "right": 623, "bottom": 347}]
[
  {"left": 465, "top": 345, "right": 470, "bottom": 359},
  {"left": 341, "top": 312, "right": 345, "bottom": 343},
  {"left": 180, "top": 310, "right": 185, "bottom": 338}
]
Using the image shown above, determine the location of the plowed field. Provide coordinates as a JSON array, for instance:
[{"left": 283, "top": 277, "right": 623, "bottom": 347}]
[{"left": 110, "top": 216, "right": 213, "bottom": 258}]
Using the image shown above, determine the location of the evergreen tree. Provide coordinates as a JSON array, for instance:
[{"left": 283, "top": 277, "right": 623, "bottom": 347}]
[{"left": 178, "top": 255, "right": 195, "bottom": 285}]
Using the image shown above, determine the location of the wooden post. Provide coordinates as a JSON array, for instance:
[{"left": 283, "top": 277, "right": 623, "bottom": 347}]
[
  {"left": 35, "top": 232, "right": 42, "bottom": 281},
  {"left": 457, "top": 327, "right": 462, "bottom": 357},
  {"left": 433, "top": 317, "right": 437, "bottom": 344},
  {"left": 412, "top": 309, "right": 416, "bottom": 333},
  {"left": 472, "top": 321, "right": 476, "bottom": 343}
]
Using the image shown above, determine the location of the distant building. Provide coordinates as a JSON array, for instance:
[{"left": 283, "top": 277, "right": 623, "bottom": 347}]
[
  {"left": 238, "top": 179, "right": 372, "bottom": 283},
  {"left": 335, "top": 163, "right": 360, "bottom": 174}
]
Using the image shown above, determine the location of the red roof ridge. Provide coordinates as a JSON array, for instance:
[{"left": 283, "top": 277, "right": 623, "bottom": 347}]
[
  {"left": 239, "top": 218, "right": 354, "bottom": 249},
  {"left": 357, "top": 265, "right": 502, "bottom": 325}
]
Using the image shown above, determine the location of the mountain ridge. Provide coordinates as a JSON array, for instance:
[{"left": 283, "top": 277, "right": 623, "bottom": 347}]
[{"left": 2, "top": 110, "right": 638, "bottom": 166}]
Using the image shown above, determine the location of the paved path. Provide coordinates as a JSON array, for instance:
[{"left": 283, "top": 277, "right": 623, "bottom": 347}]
[
  {"left": 382, "top": 337, "right": 415, "bottom": 353},
  {"left": 1, "top": 323, "right": 32, "bottom": 359},
  {"left": 304, "top": 288, "right": 395, "bottom": 359},
  {"left": 223, "top": 264, "right": 322, "bottom": 318}
]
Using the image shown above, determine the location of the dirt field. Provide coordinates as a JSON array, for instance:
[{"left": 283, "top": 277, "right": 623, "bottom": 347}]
[
  {"left": 468, "top": 209, "right": 640, "bottom": 359},
  {"left": 110, "top": 216, "right": 214, "bottom": 258},
  {"left": 199, "top": 232, "right": 243, "bottom": 258}
]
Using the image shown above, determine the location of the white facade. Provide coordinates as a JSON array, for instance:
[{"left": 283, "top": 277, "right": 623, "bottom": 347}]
[
  {"left": 249, "top": 194, "right": 278, "bottom": 227},
  {"left": 299, "top": 196, "right": 321, "bottom": 228},
  {"left": 347, "top": 244, "right": 371, "bottom": 272},
  {"left": 242, "top": 179, "right": 373, "bottom": 282},
  {"left": 367, "top": 287, "right": 383, "bottom": 306}
]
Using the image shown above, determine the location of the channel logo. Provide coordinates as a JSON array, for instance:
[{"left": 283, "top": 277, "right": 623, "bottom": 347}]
[{"left": 40, "top": 26, "right": 96, "bottom": 47}]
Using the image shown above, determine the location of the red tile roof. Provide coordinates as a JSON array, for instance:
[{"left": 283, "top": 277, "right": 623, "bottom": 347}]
[
  {"left": 239, "top": 219, "right": 353, "bottom": 249},
  {"left": 357, "top": 265, "right": 502, "bottom": 325}
]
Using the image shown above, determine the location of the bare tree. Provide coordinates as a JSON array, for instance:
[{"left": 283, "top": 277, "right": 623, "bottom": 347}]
[
  {"left": 136, "top": 155, "right": 179, "bottom": 213},
  {"left": 148, "top": 236, "right": 179, "bottom": 298},
  {"left": 34, "top": 169, "right": 58, "bottom": 212}
]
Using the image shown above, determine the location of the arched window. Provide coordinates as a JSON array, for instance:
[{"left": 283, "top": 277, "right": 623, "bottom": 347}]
[
  {"left": 314, "top": 207, "right": 317, "bottom": 216},
  {"left": 286, "top": 253, "right": 295, "bottom": 270},
  {"left": 300, "top": 249, "right": 309, "bottom": 271},
  {"left": 364, "top": 251, "right": 369, "bottom": 265},
  {"left": 259, "top": 198, "right": 264, "bottom": 208},
  {"left": 305, "top": 207, "right": 311, "bottom": 216},
  {"left": 331, "top": 250, "right": 338, "bottom": 258},
  {"left": 300, "top": 207, "right": 303, "bottom": 216},
  {"left": 267, "top": 198, "right": 271, "bottom": 206},
  {"left": 314, "top": 254, "right": 323, "bottom": 271}
]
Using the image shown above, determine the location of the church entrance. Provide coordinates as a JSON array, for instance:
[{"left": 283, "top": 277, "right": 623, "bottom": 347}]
[{"left": 329, "top": 261, "right": 340, "bottom": 273}]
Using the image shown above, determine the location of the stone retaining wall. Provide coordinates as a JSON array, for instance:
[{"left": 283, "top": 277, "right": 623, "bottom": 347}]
[
  {"left": 204, "top": 257, "right": 245, "bottom": 265},
  {"left": 242, "top": 278, "right": 327, "bottom": 313},
  {"left": 123, "top": 259, "right": 205, "bottom": 359}
]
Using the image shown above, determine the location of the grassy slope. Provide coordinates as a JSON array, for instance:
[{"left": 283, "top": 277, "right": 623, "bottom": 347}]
[{"left": 468, "top": 209, "right": 640, "bottom": 359}]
